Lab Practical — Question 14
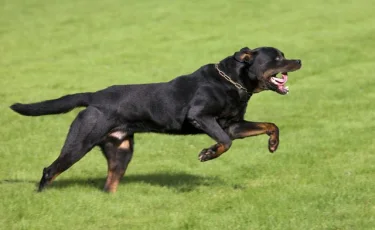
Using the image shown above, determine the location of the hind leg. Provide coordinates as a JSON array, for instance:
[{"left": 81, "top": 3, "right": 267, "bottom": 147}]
[
  {"left": 99, "top": 132, "right": 134, "bottom": 193},
  {"left": 38, "top": 107, "right": 114, "bottom": 192}
]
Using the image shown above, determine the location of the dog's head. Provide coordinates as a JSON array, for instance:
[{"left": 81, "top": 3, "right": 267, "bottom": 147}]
[{"left": 234, "top": 47, "right": 302, "bottom": 95}]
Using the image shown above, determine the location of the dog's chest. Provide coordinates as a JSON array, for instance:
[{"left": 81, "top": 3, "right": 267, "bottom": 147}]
[
  {"left": 217, "top": 97, "right": 248, "bottom": 125},
  {"left": 218, "top": 91, "right": 249, "bottom": 117}
]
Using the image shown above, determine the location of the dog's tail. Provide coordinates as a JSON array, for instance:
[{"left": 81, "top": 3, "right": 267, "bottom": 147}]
[{"left": 10, "top": 93, "right": 92, "bottom": 116}]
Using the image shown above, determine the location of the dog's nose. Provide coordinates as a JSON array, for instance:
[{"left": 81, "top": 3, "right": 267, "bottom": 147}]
[{"left": 295, "top": 60, "right": 301, "bottom": 65}]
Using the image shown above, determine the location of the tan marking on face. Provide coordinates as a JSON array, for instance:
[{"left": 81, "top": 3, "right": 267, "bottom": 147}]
[
  {"left": 252, "top": 87, "right": 265, "bottom": 93},
  {"left": 263, "top": 68, "right": 279, "bottom": 78},
  {"left": 263, "top": 61, "right": 301, "bottom": 78}
]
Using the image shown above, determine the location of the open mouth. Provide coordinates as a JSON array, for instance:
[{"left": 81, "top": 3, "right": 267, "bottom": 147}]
[{"left": 270, "top": 72, "right": 289, "bottom": 95}]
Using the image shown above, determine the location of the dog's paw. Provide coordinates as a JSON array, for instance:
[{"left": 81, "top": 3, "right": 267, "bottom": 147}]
[
  {"left": 268, "top": 138, "right": 279, "bottom": 153},
  {"left": 198, "top": 148, "right": 217, "bottom": 162}
]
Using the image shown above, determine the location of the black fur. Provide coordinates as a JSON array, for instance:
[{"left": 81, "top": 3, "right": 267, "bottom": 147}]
[
  {"left": 10, "top": 46, "right": 302, "bottom": 193},
  {"left": 11, "top": 93, "right": 91, "bottom": 116}
]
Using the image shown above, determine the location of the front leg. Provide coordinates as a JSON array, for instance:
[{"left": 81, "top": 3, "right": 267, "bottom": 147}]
[
  {"left": 189, "top": 116, "right": 232, "bottom": 162},
  {"left": 227, "top": 121, "right": 279, "bottom": 152}
]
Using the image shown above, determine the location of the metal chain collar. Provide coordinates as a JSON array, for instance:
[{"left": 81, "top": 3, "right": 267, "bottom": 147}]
[{"left": 215, "top": 64, "right": 249, "bottom": 94}]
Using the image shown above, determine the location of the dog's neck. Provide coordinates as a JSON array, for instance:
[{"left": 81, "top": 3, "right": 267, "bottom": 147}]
[
  {"left": 217, "top": 58, "right": 259, "bottom": 97},
  {"left": 238, "top": 65, "right": 260, "bottom": 94}
]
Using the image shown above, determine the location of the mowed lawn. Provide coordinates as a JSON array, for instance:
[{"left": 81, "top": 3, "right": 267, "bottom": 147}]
[{"left": 1, "top": 0, "right": 375, "bottom": 229}]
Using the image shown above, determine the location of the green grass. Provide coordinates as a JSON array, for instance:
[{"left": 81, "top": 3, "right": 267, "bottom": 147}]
[{"left": 1, "top": 0, "right": 375, "bottom": 229}]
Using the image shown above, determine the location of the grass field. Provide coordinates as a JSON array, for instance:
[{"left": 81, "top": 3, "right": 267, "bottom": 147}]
[{"left": 1, "top": 0, "right": 375, "bottom": 229}]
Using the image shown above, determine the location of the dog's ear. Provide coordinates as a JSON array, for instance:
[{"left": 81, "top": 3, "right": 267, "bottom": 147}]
[{"left": 234, "top": 47, "right": 257, "bottom": 64}]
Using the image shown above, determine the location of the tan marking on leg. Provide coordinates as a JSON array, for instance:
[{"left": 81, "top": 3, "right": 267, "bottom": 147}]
[
  {"left": 119, "top": 139, "right": 130, "bottom": 150},
  {"left": 48, "top": 173, "right": 61, "bottom": 184},
  {"left": 104, "top": 169, "right": 124, "bottom": 193},
  {"left": 104, "top": 170, "right": 114, "bottom": 191},
  {"left": 239, "top": 123, "right": 278, "bottom": 138},
  {"left": 104, "top": 170, "right": 122, "bottom": 193},
  {"left": 215, "top": 143, "right": 226, "bottom": 156},
  {"left": 107, "top": 179, "right": 120, "bottom": 193},
  {"left": 242, "top": 129, "right": 266, "bottom": 137}
]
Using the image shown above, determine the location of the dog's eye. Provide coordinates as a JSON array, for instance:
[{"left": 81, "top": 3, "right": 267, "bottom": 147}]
[{"left": 275, "top": 57, "right": 281, "bottom": 61}]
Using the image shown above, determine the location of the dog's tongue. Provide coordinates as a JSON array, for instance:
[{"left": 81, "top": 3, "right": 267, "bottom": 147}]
[
  {"left": 270, "top": 74, "right": 288, "bottom": 86},
  {"left": 270, "top": 73, "right": 289, "bottom": 94}
]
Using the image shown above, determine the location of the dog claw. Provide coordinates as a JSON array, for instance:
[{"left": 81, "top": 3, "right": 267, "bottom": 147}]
[
  {"left": 268, "top": 139, "right": 279, "bottom": 153},
  {"left": 198, "top": 148, "right": 217, "bottom": 162}
]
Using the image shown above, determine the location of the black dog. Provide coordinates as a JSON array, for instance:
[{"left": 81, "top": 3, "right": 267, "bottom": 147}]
[{"left": 10, "top": 46, "right": 301, "bottom": 193}]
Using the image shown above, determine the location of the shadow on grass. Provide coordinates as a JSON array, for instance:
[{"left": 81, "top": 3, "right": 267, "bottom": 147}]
[{"left": 1, "top": 172, "right": 222, "bottom": 193}]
